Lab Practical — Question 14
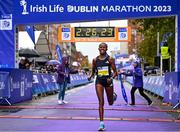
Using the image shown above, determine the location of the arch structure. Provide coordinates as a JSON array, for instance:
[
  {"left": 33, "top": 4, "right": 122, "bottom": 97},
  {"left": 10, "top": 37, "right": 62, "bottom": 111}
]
[{"left": 0, "top": 0, "right": 180, "bottom": 71}]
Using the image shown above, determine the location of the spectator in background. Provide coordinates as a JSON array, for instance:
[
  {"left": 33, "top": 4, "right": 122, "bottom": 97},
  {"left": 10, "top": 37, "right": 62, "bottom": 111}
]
[
  {"left": 57, "top": 57, "right": 78, "bottom": 105},
  {"left": 19, "top": 57, "right": 31, "bottom": 70},
  {"left": 24, "top": 58, "right": 30, "bottom": 68},
  {"left": 29, "top": 62, "right": 35, "bottom": 71},
  {"left": 25, "top": 63, "right": 30, "bottom": 69},
  {"left": 49, "top": 65, "right": 55, "bottom": 73},
  {"left": 40, "top": 66, "right": 47, "bottom": 73},
  {"left": 46, "top": 65, "right": 55, "bottom": 73},
  {"left": 19, "top": 58, "right": 26, "bottom": 69},
  {"left": 46, "top": 65, "right": 50, "bottom": 73}
]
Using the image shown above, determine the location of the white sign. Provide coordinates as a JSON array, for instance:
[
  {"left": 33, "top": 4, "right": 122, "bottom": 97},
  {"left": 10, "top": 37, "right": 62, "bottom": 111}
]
[
  {"left": 118, "top": 28, "right": 128, "bottom": 41},
  {"left": 0, "top": 16, "right": 12, "bottom": 30},
  {"left": 62, "top": 28, "right": 71, "bottom": 40}
]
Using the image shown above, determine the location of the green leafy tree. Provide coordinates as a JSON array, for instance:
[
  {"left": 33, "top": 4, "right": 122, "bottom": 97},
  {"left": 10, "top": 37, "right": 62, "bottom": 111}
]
[{"left": 134, "top": 17, "right": 175, "bottom": 70}]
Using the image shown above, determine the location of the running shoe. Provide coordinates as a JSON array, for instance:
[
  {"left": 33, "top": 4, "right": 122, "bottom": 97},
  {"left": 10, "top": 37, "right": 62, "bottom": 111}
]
[
  {"left": 98, "top": 123, "right": 105, "bottom": 131},
  {"left": 62, "top": 100, "right": 68, "bottom": 104},
  {"left": 58, "top": 100, "right": 63, "bottom": 105}
]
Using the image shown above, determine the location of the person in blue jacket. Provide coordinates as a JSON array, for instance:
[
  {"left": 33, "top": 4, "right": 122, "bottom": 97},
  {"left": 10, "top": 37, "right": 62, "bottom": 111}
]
[{"left": 120, "top": 61, "right": 152, "bottom": 105}]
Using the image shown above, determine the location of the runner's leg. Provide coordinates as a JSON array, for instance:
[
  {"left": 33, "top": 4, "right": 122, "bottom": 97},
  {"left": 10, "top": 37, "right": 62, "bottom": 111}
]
[
  {"left": 105, "top": 86, "right": 114, "bottom": 105},
  {"left": 95, "top": 84, "right": 104, "bottom": 121}
]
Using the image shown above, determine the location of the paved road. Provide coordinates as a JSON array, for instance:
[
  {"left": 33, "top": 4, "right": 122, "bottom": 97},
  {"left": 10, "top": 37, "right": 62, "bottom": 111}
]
[{"left": 0, "top": 81, "right": 180, "bottom": 131}]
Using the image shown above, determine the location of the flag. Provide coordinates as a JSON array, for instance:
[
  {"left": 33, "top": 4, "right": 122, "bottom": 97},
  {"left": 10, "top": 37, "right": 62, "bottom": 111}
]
[
  {"left": 118, "top": 74, "right": 128, "bottom": 104},
  {"left": 25, "top": 25, "right": 35, "bottom": 44},
  {"left": 56, "top": 44, "right": 63, "bottom": 63}
]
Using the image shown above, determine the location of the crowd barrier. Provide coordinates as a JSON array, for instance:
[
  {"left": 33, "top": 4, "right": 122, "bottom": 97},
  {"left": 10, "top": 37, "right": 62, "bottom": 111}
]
[
  {"left": 0, "top": 68, "right": 33, "bottom": 105},
  {"left": 0, "top": 68, "right": 90, "bottom": 105},
  {"left": 126, "top": 72, "right": 180, "bottom": 106},
  {"left": 164, "top": 72, "right": 180, "bottom": 106},
  {"left": 143, "top": 76, "right": 165, "bottom": 97},
  {"left": 68, "top": 74, "right": 89, "bottom": 87},
  {"left": 32, "top": 73, "right": 58, "bottom": 95},
  {"left": 32, "top": 73, "right": 90, "bottom": 95},
  {"left": 126, "top": 76, "right": 166, "bottom": 97}
]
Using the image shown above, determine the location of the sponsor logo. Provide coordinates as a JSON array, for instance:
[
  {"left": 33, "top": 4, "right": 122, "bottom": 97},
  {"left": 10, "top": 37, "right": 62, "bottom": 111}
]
[
  {"left": 0, "top": 14, "right": 12, "bottom": 30},
  {"left": 20, "top": 0, "right": 29, "bottom": 15}
]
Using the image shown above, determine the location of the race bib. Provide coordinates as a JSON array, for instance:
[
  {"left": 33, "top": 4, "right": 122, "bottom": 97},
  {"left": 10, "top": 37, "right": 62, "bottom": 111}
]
[{"left": 97, "top": 66, "right": 109, "bottom": 76}]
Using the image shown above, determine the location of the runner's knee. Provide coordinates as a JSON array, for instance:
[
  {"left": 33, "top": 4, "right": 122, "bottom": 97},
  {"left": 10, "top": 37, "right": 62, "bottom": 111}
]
[{"left": 99, "top": 100, "right": 104, "bottom": 107}]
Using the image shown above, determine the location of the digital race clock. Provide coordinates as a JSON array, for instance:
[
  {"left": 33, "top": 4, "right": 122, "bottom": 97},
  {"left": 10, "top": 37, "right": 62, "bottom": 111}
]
[
  {"left": 74, "top": 27, "right": 115, "bottom": 38},
  {"left": 58, "top": 26, "right": 131, "bottom": 42}
]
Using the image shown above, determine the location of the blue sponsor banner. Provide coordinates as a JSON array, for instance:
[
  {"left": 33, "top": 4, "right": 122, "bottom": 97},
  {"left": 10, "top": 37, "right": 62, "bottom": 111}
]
[
  {"left": 0, "top": 0, "right": 14, "bottom": 68},
  {"left": 33, "top": 73, "right": 56, "bottom": 94},
  {"left": 32, "top": 74, "right": 41, "bottom": 94},
  {"left": 25, "top": 25, "right": 35, "bottom": 44},
  {"left": 9, "top": 69, "right": 33, "bottom": 104},
  {"left": 145, "top": 76, "right": 165, "bottom": 97},
  {"left": 33, "top": 74, "right": 45, "bottom": 94},
  {"left": 164, "top": 72, "right": 180, "bottom": 105},
  {"left": 0, "top": 68, "right": 33, "bottom": 104},
  {"left": 0, "top": 72, "right": 10, "bottom": 98},
  {"left": 68, "top": 74, "right": 89, "bottom": 87},
  {"left": 56, "top": 44, "right": 63, "bottom": 63},
  {"left": 40, "top": 74, "right": 51, "bottom": 92},
  {"left": 118, "top": 74, "right": 128, "bottom": 103},
  {"left": 32, "top": 73, "right": 89, "bottom": 95},
  {"left": 13, "top": 0, "right": 178, "bottom": 25}
]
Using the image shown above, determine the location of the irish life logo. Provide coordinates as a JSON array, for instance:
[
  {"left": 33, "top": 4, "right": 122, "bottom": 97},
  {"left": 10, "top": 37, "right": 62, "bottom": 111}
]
[{"left": 20, "top": 0, "right": 29, "bottom": 15}]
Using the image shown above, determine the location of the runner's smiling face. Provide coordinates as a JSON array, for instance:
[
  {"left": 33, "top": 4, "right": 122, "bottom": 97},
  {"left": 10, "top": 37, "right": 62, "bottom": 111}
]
[{"left": 98, "top": 43, "right": 107, "bottom": 55}]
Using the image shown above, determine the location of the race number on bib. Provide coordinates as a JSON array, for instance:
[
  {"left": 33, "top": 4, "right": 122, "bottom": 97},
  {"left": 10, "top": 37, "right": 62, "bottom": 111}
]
[{"left": 97, "top": 66, "right": 109, "bottom": 76}]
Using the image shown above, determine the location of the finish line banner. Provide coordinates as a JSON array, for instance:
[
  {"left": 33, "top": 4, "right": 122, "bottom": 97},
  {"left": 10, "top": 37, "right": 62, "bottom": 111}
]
[
  {"left": 1, "top": 0, "right": 180, "bottom": 69},
  {"left": 14, "top": 0, "right": 178, "bottom": 24}
]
